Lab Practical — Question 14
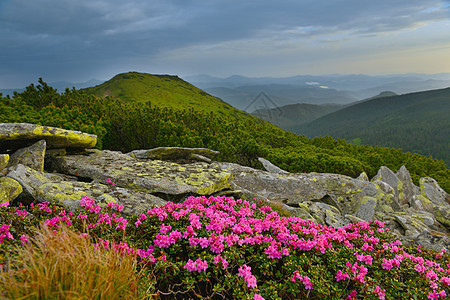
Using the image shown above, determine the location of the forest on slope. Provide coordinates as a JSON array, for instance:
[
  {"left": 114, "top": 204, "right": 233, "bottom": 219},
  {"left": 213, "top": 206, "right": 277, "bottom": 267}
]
[
  {"left": 291, "top": 88, "right": 450, "bottom": 167},
  {"left": 0, "top": 73, "right": 448, "bottom": 193}
]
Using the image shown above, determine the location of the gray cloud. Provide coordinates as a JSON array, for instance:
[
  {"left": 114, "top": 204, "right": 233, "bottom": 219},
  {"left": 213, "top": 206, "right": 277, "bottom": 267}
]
[{"left": 0, "top": 0, "right": 449, "bottom": 87}]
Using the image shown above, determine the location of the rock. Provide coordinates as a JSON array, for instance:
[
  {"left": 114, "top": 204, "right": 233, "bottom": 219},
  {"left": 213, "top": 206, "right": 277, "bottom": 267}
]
[
  {"left": 6, "top": 163, "right": 165, "bottom": 215},
  {"left": 410, "top": 231, "right": 450, "bottom": 252},
  {"left": 419, "top": 177, "right": 449, "bottom": 206},
  {"left": 7, "top": 164, "right": 50, "bottom": 205},
  {"left": 0, "top": 154, "right": 9, "bottom": 171},
  {"left": 215, "top": 161, "right": 381, "bottom": 216},
  {"left": 372, "top": 166, "right": 406, "bottom": 204},
  {"left": 0, "top": 123, "right": 97, "bottom": 152},
  {"left": 433, "top": 206, "right": 450, "bottom": 228},
  {"left": 8, "top": 139, "right": 46, "bottom": 172},
  {"left": 128, "top": 147, "right": 219, "bottom": 162},
  {"left": 411, "top": 194, "right": 434, "bottom": 212},
  {"left": 352, "top": 196, "right": 377, "bottom": 222},
  {"left": 50, "top": 150, "right": 231, "bottom": 200},
  {"left": 393, "top": 212, "right": 433, "bottom": 238},
  {"left": 36, "top": 177, "right": 166, "bottom": 216},
  {"left": 0, "top": 177, "right": 23, "bottom": 204},
  {"left": 258, "top": 157, "right": 288, "bottom": 174},
  {"left": 396, "top": 165, "right": 419, "bottom": 206},
  {"left": 373, "top": 180, "right": 401, "bottom": 212},
  {"left": 357, "top": 172, "right": 369, "bottom": 181}
]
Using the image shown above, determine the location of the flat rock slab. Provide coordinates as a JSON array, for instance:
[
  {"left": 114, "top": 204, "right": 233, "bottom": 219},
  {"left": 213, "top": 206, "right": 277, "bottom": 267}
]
[
  {"left": 0, "top": 123, "right": 97, "bottom": 151},
  {"left": 50, "top": 150, "right": 231, "bottom": 198},
  {"left": 128, "top": 147, "right": 219, "bottom": 161}
]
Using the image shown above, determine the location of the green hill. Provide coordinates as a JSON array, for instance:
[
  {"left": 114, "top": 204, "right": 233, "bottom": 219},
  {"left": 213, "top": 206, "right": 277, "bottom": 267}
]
[
  {"left": 293, "top": 87, "right": 450, "bottom": 166},
  {"left": 84, "top": 72, "right": 248, "bottom": 118}
]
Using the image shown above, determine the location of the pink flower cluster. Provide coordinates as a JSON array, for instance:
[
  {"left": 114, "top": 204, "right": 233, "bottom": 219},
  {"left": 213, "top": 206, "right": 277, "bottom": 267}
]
[
  {"left": 238, "top": 264, "right": 257, "bottom": 288},
  {"left": 291, "top": 271, "right": 313, "bottom": 289},
  {"left": 0, "top": 224, "right": 14, "bottom": 244},
  {"left": 1, "top": 194, "right": 449, "bottom": 298},
  {"left": 106, "top": 178, "right": 116, "bottom": 187},
  {"left": 184, "top": 258, "right": 208, "bottom": 273},
  {"left": 213, "top": 254, "right": 229, "bottom": 269}
]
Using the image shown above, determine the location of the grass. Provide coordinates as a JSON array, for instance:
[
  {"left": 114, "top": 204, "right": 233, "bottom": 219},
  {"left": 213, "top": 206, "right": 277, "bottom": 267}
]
[{"left": 0, "top": 225, "right": 154, "bottom": 300}]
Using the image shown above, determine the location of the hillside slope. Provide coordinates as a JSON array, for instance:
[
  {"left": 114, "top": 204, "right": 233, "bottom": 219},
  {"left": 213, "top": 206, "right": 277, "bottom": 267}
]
[
  {"left": 84, "top": 72, "right": 250, "bottom": 119},
  {"left": 293, "top": 87, "right": 450, "bottom": 165},
  {"left": 252, "top": 103, "right": 342, "bottom": 128}
]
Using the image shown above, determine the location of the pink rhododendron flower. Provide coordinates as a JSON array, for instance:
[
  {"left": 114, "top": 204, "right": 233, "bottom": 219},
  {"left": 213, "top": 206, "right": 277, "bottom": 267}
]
[
  {"left": 184, "top": 258, "right": 208, "bottom": 273},
  {"left": 336, "top": 270, "right": 349, "bottom": 282},
  {"left": 441, "top": 277, "right": 450, "bottom": 286},
  {"left": 253, "top": 293, "right": 265, "bottom": 300},
  {"left": 374, "top": 285, "right": 385, "bottom": 300},
  {"left": 238, "top": 264, "right": 257, "bottom": 288}
]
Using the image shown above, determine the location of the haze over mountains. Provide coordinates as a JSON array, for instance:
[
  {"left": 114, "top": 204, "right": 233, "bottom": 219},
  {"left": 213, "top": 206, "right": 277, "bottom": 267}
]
[{"left": 186, "top": 73, "right": 450, "bottom": 111}]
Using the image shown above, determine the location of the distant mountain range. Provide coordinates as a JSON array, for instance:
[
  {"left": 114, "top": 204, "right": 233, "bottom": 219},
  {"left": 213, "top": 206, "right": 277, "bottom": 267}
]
[
  {"left": 186, "top": 73, "right": 450, "bottom": 111},
  {"left": 290, "top": 87, "right": 450, "bottom": 166}
]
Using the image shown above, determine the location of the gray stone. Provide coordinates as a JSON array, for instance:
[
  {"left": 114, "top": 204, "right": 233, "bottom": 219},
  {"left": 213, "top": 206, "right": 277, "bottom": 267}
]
[
  {"left": 128, "top": 147, "right": 219, "bottom": 161},
  {"left": 352, "top": 196, "right": 377, "bottom": 222},
  {"left": 258, "top": 157, "right": 288, "bottom": 174},
  {"left": 433, "top": 206, "right": 450, "bottom": 228},
  {"left": 8, "top": 140, "right": 46, "bottom": 172},
  {"left": 420, "top": 177, "right": 449, "bottom": 207},
  {"left": 357, "top": 172, "right": 369, "bottom": 181},
  {"left": 7, "top": 164, "right": 50, "bottom": 204},
  {"left": 396, "top": 165, "right": 419, "bottom": 206}
]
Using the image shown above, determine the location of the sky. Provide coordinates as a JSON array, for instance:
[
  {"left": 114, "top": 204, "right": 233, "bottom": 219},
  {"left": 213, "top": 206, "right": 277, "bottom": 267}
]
[{"left": 0, "top": 0, "right": 450, "bottom": 88}]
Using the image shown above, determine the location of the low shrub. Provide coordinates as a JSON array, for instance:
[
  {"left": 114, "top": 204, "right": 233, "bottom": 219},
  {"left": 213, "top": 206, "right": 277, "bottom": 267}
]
[{"left": 0, "top": 193, "right": 449, "bottom": 299}]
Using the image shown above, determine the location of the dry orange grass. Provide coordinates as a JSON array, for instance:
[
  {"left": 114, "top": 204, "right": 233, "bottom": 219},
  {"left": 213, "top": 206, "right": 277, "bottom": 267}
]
[{"left": 0, "top": 225, "right": 154, "bottom": 299}]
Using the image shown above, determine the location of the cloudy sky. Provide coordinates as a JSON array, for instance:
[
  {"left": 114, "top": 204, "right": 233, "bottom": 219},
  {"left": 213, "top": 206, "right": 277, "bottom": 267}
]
[{"left": 1, "top": 0, "right": 449, "bottom": 88}]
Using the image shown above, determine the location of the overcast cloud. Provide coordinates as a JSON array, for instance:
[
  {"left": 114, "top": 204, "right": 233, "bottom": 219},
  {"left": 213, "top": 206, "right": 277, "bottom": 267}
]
[{"left": 0, "top": 0, "right": 449, "bottom": 87}]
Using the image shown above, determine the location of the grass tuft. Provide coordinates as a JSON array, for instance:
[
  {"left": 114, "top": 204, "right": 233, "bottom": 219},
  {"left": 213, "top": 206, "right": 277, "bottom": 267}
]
[{"left": 0, "top": 225, "right": 153, "bottom": 300}]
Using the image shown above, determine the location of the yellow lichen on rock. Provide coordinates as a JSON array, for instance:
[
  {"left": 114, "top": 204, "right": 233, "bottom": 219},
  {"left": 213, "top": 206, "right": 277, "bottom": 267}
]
[
  {"left": 0, "top": 177, "right": 23, "bottom": 203},
  {"left": 0, "top": 154, "right": 9, "bottom": 171}
]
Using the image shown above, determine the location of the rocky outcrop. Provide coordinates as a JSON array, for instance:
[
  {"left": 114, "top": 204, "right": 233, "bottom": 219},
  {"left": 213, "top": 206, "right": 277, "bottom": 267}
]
[
  {"left": 49, "top": 149, "right": 231, "bottom": 200},
  {"left": 0, "top": 123, "right": 449, "bottom": 250}
]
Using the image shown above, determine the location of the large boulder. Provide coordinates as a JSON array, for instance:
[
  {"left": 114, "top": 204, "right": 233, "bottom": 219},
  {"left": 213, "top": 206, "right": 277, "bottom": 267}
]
[
  {"left": 8, "top": 140, "right": 46, "bottom": 172},
  {"left": 419, "top": 177, "right": 449, "bottom": 207},
  {"left": 0, "top": 123, "right": 97, "bottom": 152},
  {"left": 396, "top": 165, "right": 419, "bottom": 206},
  {"left": 7, "top": 164, "right": 49, "bottom": 205},
  {"left": 50, "top": 150, "right": 231, "bottom": 200},
  {"left": 0, "top": 177, "right": 23, "bottom": 204}
]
